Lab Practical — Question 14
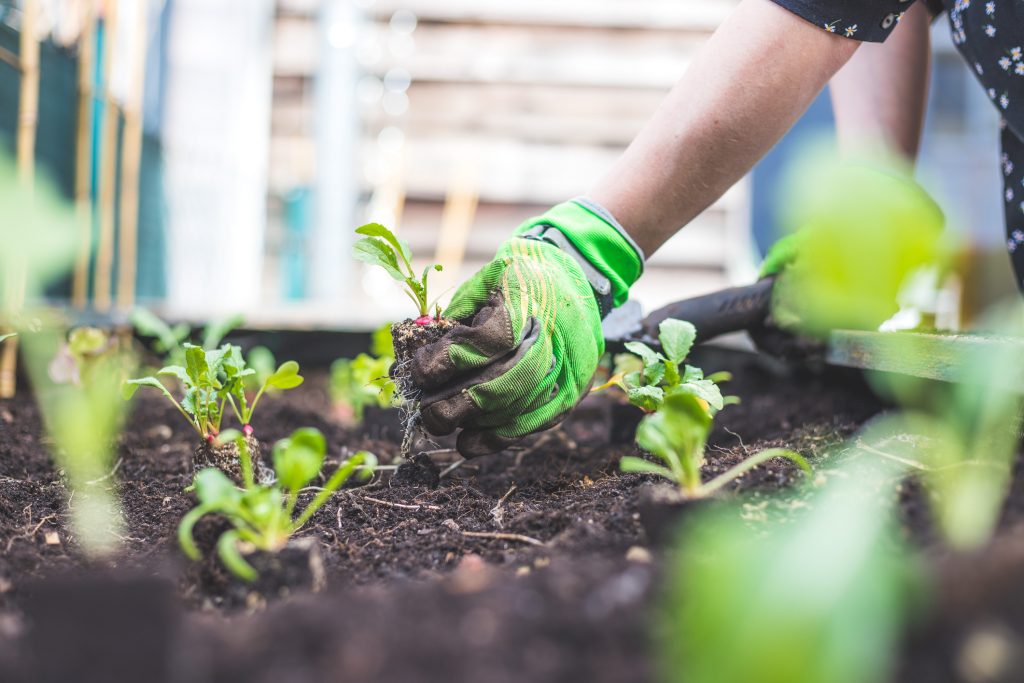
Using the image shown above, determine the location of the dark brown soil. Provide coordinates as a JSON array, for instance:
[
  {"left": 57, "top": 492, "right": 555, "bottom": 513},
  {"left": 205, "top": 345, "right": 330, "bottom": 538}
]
[{"left": 0, "top": 346, "right": 1018, "bottom": 681}]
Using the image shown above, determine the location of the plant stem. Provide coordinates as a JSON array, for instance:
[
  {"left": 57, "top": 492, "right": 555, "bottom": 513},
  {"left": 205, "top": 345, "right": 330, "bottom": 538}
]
[{"left": 700, "top": 448, "right": 810, "bottom": 497}]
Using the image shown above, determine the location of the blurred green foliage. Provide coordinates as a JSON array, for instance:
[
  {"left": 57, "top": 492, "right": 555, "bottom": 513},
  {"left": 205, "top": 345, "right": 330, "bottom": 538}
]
[{"left": 771, "top": 150, "right": 948, "bottom": 336}]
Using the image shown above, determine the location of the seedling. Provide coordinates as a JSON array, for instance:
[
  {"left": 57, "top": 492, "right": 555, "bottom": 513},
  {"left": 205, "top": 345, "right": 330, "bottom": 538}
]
[
  {"left": 595, "top": 318, "right": 736, "bottom": 414},
  {"left": 330, "top": 354, "right": 396, "bottom": 425},
  {"left": 48, "top": 327, "right": 133, "bottom": 388},
  {"left": 178, "top": 428, "right": 377, "bottom": 581},
  {"left": 131, "top": 309, "right": 245, "bottom": 366},
  {"left": 621, "top": 392, "right": 810, "bottom": 498},
  {"left": 353, "top": 223, "right": 443, "bottom": 323},
  {"left": 123, "top": 343, "right": 303, "bottom": 440}
]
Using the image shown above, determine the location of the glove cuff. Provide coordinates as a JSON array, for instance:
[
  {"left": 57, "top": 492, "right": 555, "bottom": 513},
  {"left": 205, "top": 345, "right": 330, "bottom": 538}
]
[{"left": 514, "top": 199, "right": 644, "bottom": 312}]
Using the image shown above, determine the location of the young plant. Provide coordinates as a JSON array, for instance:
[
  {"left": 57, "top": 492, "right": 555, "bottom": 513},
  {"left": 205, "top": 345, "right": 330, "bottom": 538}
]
[
  {"left": 330, "top": 354, "right": 396, "bottom": 425},
  {"left": 131, "top": 309, "right": 245, "bottom": 366},
  {"left": 353, "top": 223, "right": 443, "bottom": 322},
  {"left": 596, "top": 318, "right": 736, "bottom": 414},
  {"left": 178, "top": 428, "right": 377, "bottom": 581},
  {"left": 620, "top": 391, "right": 810, "bottom": 498},
  {"left": 330, "top": 323, "right": 398, "bottom": 425},
  {"left": 123, "top": 343, "right": 303, "bottom": 440}
]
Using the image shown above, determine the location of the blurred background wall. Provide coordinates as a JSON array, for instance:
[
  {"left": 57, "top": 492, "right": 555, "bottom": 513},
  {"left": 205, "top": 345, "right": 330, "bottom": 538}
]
[{"left": 0, "top": 0, "right": 1010, "bottom": 329}]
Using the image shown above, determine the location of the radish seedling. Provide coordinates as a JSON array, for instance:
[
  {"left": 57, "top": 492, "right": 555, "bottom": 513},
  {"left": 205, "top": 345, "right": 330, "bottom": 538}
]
[
  {"left": 595, "top": 318, "right": 736, "bottom": 414},
  {"left": 131, "top": 309, "right": 245, "bottom": 366},
  {"left": 178, "top": 428, "right": 376, "bottom": 581},
  {"left": 330, "top": 354, "right": 396, "bottom": 425},
  {"left": 353, "top": 223, "right": 443, "bottom": 322},
  {"left": 123, "top": 343, "right": 303, "bottom": 440},
  {"left": 621, "top": 392, "right": 810, "bottom": 498}
]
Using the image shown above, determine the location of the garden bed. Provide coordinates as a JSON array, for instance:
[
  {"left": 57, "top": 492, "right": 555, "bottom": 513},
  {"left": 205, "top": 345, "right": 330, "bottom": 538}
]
[{"left": 1, "top": 345, "right": 1021, "bottom": 682}]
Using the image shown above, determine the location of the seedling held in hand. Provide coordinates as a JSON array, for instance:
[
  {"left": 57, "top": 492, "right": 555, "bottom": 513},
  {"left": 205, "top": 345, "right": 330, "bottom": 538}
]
[
  {"left": 179, "top": 428, "right": 377, "bottom": 581},
  {"left": 353, "top": 223, "right": 443, "bottom": 321},
  {"left": 595, "top": 318, "right": 736, "bottom": 414},
  {"left": 621, "top": 392, "right": 810, "bottom": 498}
]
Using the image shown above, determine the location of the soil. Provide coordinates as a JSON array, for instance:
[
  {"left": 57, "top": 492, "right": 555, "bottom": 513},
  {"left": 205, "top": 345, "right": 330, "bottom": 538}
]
[
  {"left": 0, "top": 345, "right": 1021, "bottom": 681},
  {"left": 192, "top": 434, "right": 273, "bottom": 485}
]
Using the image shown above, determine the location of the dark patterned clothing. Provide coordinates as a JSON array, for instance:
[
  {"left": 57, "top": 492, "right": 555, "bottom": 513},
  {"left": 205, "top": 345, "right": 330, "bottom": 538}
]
[{"left": 771, "top": 0, "right": 1024, "bottom": 290}]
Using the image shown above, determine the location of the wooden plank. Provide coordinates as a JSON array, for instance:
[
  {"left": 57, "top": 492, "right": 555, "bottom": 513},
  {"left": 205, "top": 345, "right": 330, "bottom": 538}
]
[
  {"left": 826, "top": 330, "right": 1024, "bottom": 388},
  {"left": 369, "top": 23, "right": 697, "bottom": 89},
  {"left": 368, "top": 0, "right": 738, "bottom": 31},
  {"left": 363, "top": 136, "right": 748, "bottom": 209},
  {"left": 93, "top": 0, "right": 119, "bottom": 313},
  {"left": 368, "top": 82, "right": 665, "bottom": 146}
]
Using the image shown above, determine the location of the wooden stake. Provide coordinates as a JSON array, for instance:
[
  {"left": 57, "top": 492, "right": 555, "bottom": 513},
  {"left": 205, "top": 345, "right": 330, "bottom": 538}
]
[
  {"left": 433, "top": 163, "right": 479, "bottom": 296},
  {"left": 116, "top": 0, "right": 147, "bottom": 311},
  {"left": 72, "top": 1, "right": 97, "bottom": 309},
  {"left": 92, "top": 0, "right": 119, "bottom": 312},
  {"left": 1, "top": 0, "right": 41, "bottom": 399}
]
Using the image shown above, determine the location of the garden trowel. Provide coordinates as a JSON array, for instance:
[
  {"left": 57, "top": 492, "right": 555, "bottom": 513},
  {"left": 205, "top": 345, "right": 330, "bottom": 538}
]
[{"left": 602, "top": 275, "right": 824, "bottom": 362}]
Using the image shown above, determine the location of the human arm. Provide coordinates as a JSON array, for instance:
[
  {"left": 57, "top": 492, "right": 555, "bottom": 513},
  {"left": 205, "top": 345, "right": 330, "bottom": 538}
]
[
  {"left": 590, "top": 0, "right": 861, "bottom": 257},
  {"left": 830, "top": 1, "right": 932, "bottom": 162}
]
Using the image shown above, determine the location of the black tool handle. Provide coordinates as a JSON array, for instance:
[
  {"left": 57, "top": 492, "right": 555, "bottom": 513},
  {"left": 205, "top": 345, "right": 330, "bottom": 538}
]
[{"left": 642, "top": 277, "right": 775, "bottom": 344}]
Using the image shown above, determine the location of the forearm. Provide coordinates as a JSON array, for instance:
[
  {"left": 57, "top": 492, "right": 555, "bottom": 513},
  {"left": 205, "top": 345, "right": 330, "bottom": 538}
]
[
  {"left": 590, "top": 0, "right": 859, "bottom": 256},
  {"left": 830, "top": 2, "right": 931, "bottom": 162}
]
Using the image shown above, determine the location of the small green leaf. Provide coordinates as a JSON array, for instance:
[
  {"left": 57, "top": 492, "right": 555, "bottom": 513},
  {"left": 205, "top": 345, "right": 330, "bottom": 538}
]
[
  {"left": 628, "top": 385, "right": 664, "bottom": 412},
  {"left": 217, "top": 530, "right": 257, "bottom": 582},
  {"left": 355, "top": 222, "right": 413, "bottom": 265},
  {"left": 619, "top": 456, "right": 676, "bottom": 481},
  {"left": 184, "top": 344, "right": 209, "bottom": 387},
  {"left": 215, "top": 428, "right": 243, "bottom": 446},
  {"left": 624, "top": 341, "right": 666, "bottom": 369},
  {"left": 659, "top": 319, "right": 697, "bottom": 365},
  {"left": 158, "top": 365, "right": 189, "bottom": 384},
  {"left": 353, "top": 237, "right": 406, "bottom": 281},
  {"left": 672, "top": 379, "right": 725, "bottom": 412},
  {"left": 273, "top": 427, "right": 326, "bottom": 491},
  {"left": 68, "top": 327, "right": 108, "bottom": 357},
  {"left": 194, "top": 468, "right": 239, "bottom": 506},
  {"left": 267, "top": 360, "right": 304, "bottom": 390},
  {"left": 123, "top": 376, "right": 168, "bottom": 400},
  {"left": 202, "top": 313, "right": 244, "bottom": 350}
]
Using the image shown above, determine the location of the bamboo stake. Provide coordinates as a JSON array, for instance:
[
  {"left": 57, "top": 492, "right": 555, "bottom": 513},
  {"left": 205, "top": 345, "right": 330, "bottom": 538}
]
[
  {"left": 432, "top": 162, "right": 479, "bottom": 297},
  {"left": 0, "top": 0, "right": 41, "bottom": 399},
  {"left": 92, "top": 0, "right": 119, "bottom": 312},
  {"left": 72, "top": 1, "right": 97, "bottom": 308},
  {"left": 116, "top": 0, "right": 147, "bottom": 311}
]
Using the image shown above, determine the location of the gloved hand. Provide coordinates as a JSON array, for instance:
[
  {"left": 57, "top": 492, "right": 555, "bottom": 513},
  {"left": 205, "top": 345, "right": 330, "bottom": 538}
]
[{"left": 410, "top": 199, "right": 644, "bottom": 457}]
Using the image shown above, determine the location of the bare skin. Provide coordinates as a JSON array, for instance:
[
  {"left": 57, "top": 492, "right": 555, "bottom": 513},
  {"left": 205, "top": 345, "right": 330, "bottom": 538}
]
[
  {"left": 830, "top": 2, "right": 932, "bottom": 161},
  {"left": 590, "top": 0, "right": 932, "bottom": 258}
]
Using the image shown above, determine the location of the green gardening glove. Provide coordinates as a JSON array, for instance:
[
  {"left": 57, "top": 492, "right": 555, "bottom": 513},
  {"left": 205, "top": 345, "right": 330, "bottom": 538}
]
[{"left": 410, "top": 199, "right": 644, "bottom": 457}]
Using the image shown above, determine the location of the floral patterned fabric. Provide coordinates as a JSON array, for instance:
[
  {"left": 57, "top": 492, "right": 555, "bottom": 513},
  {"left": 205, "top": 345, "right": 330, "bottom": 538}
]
[{"left": 772, "top": 0, "right": 1024, "bottom": 289}]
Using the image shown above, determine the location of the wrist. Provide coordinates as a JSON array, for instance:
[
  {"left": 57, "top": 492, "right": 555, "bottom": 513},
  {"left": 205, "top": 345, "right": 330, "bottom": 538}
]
[{"left": 515, "top": 199, "right": 645, "bottom": 313}]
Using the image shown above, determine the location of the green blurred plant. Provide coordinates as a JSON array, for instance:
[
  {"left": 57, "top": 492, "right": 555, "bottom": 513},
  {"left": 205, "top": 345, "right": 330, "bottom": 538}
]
[
  {"left": 353, "top": 223, "right": 443, "bottom": 319},
  {"left": 48, "top": 326, "right": 133, "bottom": 388},
  {"left": 178, "top": 428, "right": 376, "bottom": 580},
  {"left": 594, "top": 319, "right": 736, "bottom": 414},
  {"left": 123, "top": 343, "right": 304, "bottom": 439},
  {"left": 769, "top": 148, "right": 948, "bottom": 336},
  {"left": 130, "top": 309, "right": 245, "bottom": 366},
  {"left": 22, "top": 322, "right": 136, "bottom": 559},
  {"left": 329, "top": 323, "right": 398, "bottom": 425},
  {"left": 620, "top": 392, "right": 809, "bottom": 497},
  {"left": 659, "top": 455, "right": 918, "bottom": 683}
]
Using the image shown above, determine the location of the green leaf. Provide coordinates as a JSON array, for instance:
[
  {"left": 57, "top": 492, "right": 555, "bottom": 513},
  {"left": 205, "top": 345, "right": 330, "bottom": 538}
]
[
  {"left": 184, "top": 344, "right": 209, "bottom": 387},
  {"left": 355, "top": 222, "right": 413, "bottom": 266},
  {"left": 215, "top": 428, "right": 243, "bottom": 446},
  {"left": 619, "top": 456, "right": 675, "bottom": 481},
  {"left": 643, "top": 360, "right": 666, "bottom": 386},
  {"left": 217, "top": 529, "right": 257, "bottom": 582},
  {"left": 636, "top": 392, "right": 712, "bottom": 489},
  {"left": 157, "top": 365, "right": 189, "bottom": 385},
  {"left": 682, "top": 365, "right": 704, "bottom": 382},
  {"left": 246, "top": 346, "right": 277, "bottom": 386},
  {"left": 353, "top": 237, "right": 406, "bottom": 281},
  {"left": 673, "top": 379, "right": 725, "bottom": 412},
  {"left": 178, "top": 505, "right": 211, "bottom": 561},
  {"left": 123, "top": 376, "right": 169, "bottom": 401},
  {"left": 659, "top": 319, "right": 697, "bottom": 365},
  {"left": 194, "top": 468, "right": 240, "bottom": 506},
  {"left": 267, "top": 360, "right": 304, "bottom": 390},
  {"left": 624, "top": 341, "right": 666, "bottom": 369},
  {"left": 628, "top": 385, "right": 664, "bottom": 413},
  {"left": 370, "top": 324, "right": 395, "bottom": 358},
  {"left": 131, "top": 308, "right": 186, "bottom": 353},
  {"left": 68, "top": 327, "right": 108, "bottom": 357},
  {"left": 202, "top": 314, "right": 244, "bottom": 350},
  {"left": 273, "top": 427, "right": 327, "bottom": 491}
]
